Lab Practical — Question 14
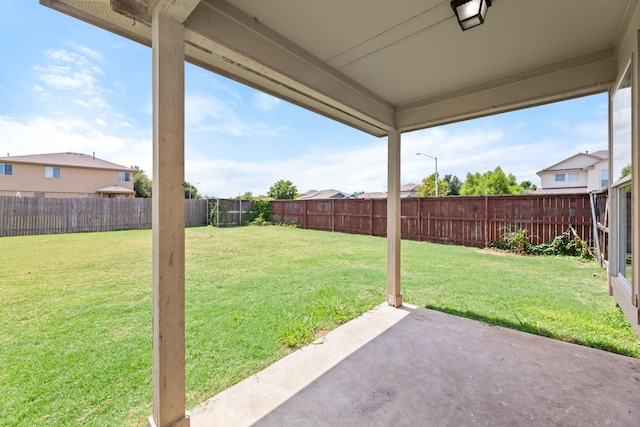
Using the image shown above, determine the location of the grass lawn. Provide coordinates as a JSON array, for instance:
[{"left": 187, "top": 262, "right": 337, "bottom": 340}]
[{"left": 1, "top": 226, "right": 638, "bottom": 426}]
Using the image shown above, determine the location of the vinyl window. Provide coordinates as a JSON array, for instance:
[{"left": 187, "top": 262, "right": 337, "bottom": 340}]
[
  {"left": 0, "top": 163, "right": 12, "bottom": 176},
  {"left": 45, "top": 166, "right": 61, "bottom": 179}
]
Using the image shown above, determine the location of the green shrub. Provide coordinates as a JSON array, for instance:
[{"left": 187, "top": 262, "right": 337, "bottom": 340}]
[
  {"left": 491, "top": 228, "right": 531, "bottom": 254},
  {"left": 529, "top": 228, "right": 593, "bottom": 259},
  {"left": 245, "top": 197, "right": 272, "bottom": 225},
  {"left": 491, "top": 227, "right": 593, "bottom": 259}
]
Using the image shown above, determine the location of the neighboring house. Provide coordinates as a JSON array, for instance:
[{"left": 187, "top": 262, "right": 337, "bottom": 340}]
[
  {"left": 400, "top": 183, "right": 419, "bottom": 198},
  {"left": 0, "top": 152, "right": 136, "bottom": 198},
  {"left": 536, "top": 150, "right": 608, "bottom": 193},
  {"left": 298, "top": 189, "right": 353, "bottom": 200},
  {"left": 357, "top": 191, "right": 388, "bottom": 199},
  {"left": 357, "top": 184, "right": 418, "bottom": 199}
]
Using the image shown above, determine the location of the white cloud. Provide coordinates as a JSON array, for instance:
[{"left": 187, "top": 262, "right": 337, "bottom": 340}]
[
  {"left": 34, "top": 47, "right": 110, "bottom": 109},
  {"left": 185, "top": 139, "right": 389, "bottom": 198},
  {"left": 0, "top": 115, "right": 151, "bottom": 174},
  {"left": 66, "top": 41, "right": 105, "bottom": 62},
  {"left": 252, "top": 92, "right": 281, "bottom": 112},
  {"left": 186, "top": 92, "right": 282, "bottom": 137},
  {"left": 33, "top": 85, "right": 49, "bottom": 99},
  {"left": 183, "top": 115, "right": 609, "bottom": 198}
]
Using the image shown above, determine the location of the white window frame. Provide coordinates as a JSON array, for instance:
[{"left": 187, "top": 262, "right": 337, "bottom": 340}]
[
  {"left": 0, "top": 163, "right": 13, "bottom": 176},
  {"left": 610, "top": 59, "right": 633, "bottom": 297},
  {"left": 554, "top": 173, "right": 565, "bottom": 182},
  {"left": 601, "top": 169, "right": 609, "bottom": 187},
  {"left": 119, "top": 172, "right": 131, "bottom": 182},
  {"left": 45, "top": 166, "right": 61, "bottom": 179},
  {"left": 568, "top": 172, "right": 579, "bottom": 181}
]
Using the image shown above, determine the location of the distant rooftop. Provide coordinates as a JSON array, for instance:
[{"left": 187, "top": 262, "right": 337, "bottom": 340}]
[
  {"left": 0, "top": 152, "right": 133, "bottom": 171},
  {"left": 298, "top": 189, "right": 353, "bottom": 200}
]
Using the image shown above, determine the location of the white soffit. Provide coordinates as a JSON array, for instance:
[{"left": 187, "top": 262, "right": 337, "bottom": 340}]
[{"left": 41, "top": 0, "right": 636, "bottom": 136}]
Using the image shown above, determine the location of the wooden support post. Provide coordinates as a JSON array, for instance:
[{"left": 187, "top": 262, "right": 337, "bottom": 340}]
[
  {"left": 386, "top": 129, "right": 402, "bottom": 307},
  {"left": 150, "top": 10, "right": 189, "bottom": 427}
]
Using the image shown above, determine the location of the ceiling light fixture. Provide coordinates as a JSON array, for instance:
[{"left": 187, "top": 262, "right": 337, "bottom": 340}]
[{"left": 451, "top": 0, "right": 491, "bottom": 31}]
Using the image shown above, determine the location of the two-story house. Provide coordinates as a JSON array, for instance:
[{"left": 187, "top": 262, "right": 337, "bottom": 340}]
[
  {"left": 0, "top": 152, "right": 136, "bottom": 198},
  {"left": 536, "top": 150, "right": 608, "bottom": 193}
]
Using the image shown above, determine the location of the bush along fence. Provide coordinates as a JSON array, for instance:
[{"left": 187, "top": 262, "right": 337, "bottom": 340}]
[
  {"left": 0, "top": 196, "right": 209, "bottom": 237},
  {"left": 269, "top": 194, "right": 593, "bottom": 248}
]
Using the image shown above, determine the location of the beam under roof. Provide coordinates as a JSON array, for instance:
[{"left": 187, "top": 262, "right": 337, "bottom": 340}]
[{"left": 41, "top": 0, "right": 629, "bottom": 136}]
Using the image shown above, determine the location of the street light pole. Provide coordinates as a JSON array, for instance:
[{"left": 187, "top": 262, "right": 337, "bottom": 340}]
[{"left": 416, "top": 152, "right": 438, "bottom": 197}]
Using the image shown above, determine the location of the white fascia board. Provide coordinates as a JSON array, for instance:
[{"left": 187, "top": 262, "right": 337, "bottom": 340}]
[
  {"left": 47, "top": 0, "right": 396, "bottom": 136},
  {"left": 396, "top": 49, "right": 617, "bottom": 133},
  {"left": 185, "top": 0, "right": 396, "bottom": 133}
]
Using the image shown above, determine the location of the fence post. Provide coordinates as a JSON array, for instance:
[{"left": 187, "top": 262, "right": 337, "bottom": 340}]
[
  {"left": 484, "top": 196, "right": 489, "bottom": 247},
  {"left": 331, "top": 199, "right": 335, "bottom": 232},
  {"left": 370, "top": 199, "right": 373, "bottom": 236},
  {"left": 417, "top": 197, "right": 422, "bottom": 241},
  {"left": 304, "top": 200, "right": 307, "bottom": 229}
]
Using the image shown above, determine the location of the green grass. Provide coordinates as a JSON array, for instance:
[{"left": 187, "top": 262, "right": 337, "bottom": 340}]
[{"left": 1, "top": 226, "right": 638, "bottom": 426}]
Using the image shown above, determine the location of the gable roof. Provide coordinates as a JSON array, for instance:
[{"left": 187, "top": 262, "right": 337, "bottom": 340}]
[
  {"left": 357, "top": 191, "right": 387, "bottom": 199},
  {"left": 0, "top": 152, "right": 134, "bottom": 172},
  {"left": 588, "top": 150, "right": 609, "bottom": 160},
  {"left": 298, "top": 189, "right": 353, "bottom": 200},
  {"left": 537, "top": 151, "right": 608, "bottom": 175},
  {"left": 400, "top": 183, "right": 419, "bottom": 192}
]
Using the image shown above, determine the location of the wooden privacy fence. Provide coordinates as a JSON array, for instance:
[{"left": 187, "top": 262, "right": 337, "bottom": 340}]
[
  {"left": 269, "top": 194, "right": 593, "bottom": 247},
  {"left": 0, "top": 196, "right": 209, "bottom": 237},
  {"left": 211, "top": 198, "right": 255, "bottom": 227}
]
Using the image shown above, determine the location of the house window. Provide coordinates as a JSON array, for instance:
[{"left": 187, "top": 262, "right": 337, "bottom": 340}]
[
  {"left": 568, "top": 172, "right": 579, "bottom": 181},
  {"left": 555, "top": 173, "right": 565, "bottom": 182},
  {"left": 601, "top": 169, "right": 609, "bottom": 187},
  {"left": 119, "top": 172, "right": 131, "bottom": 182},
  {"left": 0, "top": 163, "right": 13, "bottom": 176},
  {"left": 45, "top": 166, "right": 61, "bottom": 179}
]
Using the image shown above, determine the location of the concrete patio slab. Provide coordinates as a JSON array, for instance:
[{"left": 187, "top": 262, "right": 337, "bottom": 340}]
[{"left": 189, "top": 303, "right": 640, "bottom": 426}]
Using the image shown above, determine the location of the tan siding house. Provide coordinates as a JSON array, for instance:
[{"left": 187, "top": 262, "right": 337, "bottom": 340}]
[
  {"left": 536, "top": 150, "right": 608, "bottom": 193},
  {"left": 0, "top": 152, "right": 136, "bottom": 198}
]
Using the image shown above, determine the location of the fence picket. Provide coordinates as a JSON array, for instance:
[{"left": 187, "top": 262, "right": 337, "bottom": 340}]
[
  {"left": 0, "top": 197, "right": 211, "bottom": 237},
  {"left": 269, "top": 194, "right": 593, "bottom": 247}
]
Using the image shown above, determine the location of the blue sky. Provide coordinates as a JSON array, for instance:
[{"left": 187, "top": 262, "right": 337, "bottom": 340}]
[{"left": 0, "top": 2, "right": 609, "bottom": 198}]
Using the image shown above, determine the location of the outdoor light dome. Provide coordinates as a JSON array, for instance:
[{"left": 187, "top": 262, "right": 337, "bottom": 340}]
[{"left": 451, "top": 0, "right": 491, "bottom": 31}]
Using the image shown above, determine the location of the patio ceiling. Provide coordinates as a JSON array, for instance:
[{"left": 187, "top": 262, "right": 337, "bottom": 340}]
[{"left": 41, "top": 0, "right": 636, "bottom": 137}]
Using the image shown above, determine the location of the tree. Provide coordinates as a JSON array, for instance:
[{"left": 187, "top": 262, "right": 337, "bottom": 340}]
[
  {"left": 416, "top": 173, "right": 449, "bottom": 196},
  {"left": 132, "top": 166, "right": 152, "bottom": 198},
  {"left": 184, "top": 181, "right": 200, "bottom": 199},
  {"left": 621, "top": 163, "right": 631, "bottom": 179},
  {"left": 520, "top": 180, "right": 537, "bottom": 192},
  {"left": 267, "top": 179, "right": 298, "bottom": 199},
  {"left": 460, "top": 167, "right": 522, "bottom": 195},
  {"left": 442, "top": 174, "right": 462, "bottom": 196},
  {"left": 237, "top": 191, "right": 255, "bottom": 200}
]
